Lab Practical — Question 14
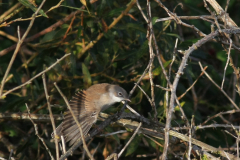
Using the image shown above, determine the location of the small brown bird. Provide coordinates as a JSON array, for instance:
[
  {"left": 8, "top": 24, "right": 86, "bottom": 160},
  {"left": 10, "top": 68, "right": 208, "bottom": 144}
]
[{"left": 53, "top": 83, "right": 129, "bottom": 146}]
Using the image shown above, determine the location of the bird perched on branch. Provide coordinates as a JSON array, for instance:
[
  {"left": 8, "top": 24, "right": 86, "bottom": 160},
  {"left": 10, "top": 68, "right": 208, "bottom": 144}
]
[{"left": 52, "top": 83, "right": 130, "bottom": 146}]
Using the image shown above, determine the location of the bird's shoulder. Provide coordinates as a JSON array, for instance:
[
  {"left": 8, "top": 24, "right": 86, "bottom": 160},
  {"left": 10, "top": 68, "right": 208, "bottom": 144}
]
[{"left": 86, "top": 83, "right": 111, "bottom": 96}]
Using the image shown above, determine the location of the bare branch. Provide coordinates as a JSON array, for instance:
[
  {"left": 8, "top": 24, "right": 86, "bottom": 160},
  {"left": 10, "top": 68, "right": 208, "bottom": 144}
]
[
  {"left": 25, "top": 103, "right": 54, "bottom": 160},
  {"left": 1, "top": 53, "right": 71, "bottom": 98},
  {"left": 0, "top": 0, "right": 47, "bottom": 97},
  {"left": 199, "top": 62, "right": 239, "bottom": 109},
  {"left": 42, "top": 73, "right": 59, "bottom": 160},
  {"left": 221, "top": 39, "right": 232, "bottom": 89},
  {"left": 118, "top": 122, "right": 142, "bottom": 158}
]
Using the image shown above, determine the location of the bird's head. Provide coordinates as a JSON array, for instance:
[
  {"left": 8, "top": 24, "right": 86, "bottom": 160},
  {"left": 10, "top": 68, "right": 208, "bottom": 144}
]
[{"left": 108, "top": 85, "right": 130, "bottom": 103}]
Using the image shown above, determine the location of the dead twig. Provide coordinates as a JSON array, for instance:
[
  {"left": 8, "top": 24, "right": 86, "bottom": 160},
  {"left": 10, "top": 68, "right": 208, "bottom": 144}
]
[
  {"left": 42, "top": 73, "right": 59, "bottom": 160},
  {"left": 146, "top": 0, "right": 157, "bottom": 121},
  {"left": 221, "top": 39, "right": 232, "bottom": 89},
  {"left": 0, "top": 0, "right": 47, "bottom": 97},
  {"left": 25, "top": 103, "right": 54, "bottom": 160},
  {"left": 118, "top": 122, "right": 142, "bottom": 158},
  {"left": 1, "top": 53, "right": 71, "bottom": 98},
  {"left": 178, "top": 66, "right": 208, "bottom": 100},
  {"left": 199, "top": 62, "right": 239, "bottom": 109}
]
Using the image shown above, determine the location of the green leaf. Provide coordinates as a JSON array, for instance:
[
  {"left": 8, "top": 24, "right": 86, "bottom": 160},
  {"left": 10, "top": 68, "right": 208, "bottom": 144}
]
[
  {"left": 96, "top": 51, "right": 110, "bottom": 68},
  {"left": 4, "top": 126, "right": 17, "bottom": 137},
  {"left": 163, "top": 33, "right": 181, "bottom": 39},
  {"left": 152, "top": 17, "right": 159, "bottom": 25},
  {"left": 175, "top": 101, "right": 185, "bottom": 111},
  {"left": 70, "top": 53, "right": 76, "bottom": 75},
  {"left": 18, "top": 0, "right": 48, "bottom": 18},
  {"left": 126, "top": 23, "right": 146, "bottom": 33},
  {"left": 121, "top": 40, "right": 148, "bottom": 66},
  {"left": 105, "top": 127, "right": 120, "bottom": 144},
  {"left": 125, "top": 134, "right": 141, "bottom": 156},
  {"left": 82, "top": 63, "right": 92, "bottom": 87},
  {"left": 216, "top": 50, "right": 226, "bottom": 62},
  {"left": 152, "top": 60, "right": 172, "bottom": 76},
  {"left": 107, "top": 7, "right": 125, "bottom": 17},
  {"left": 40, "top": 30, "right": 57, "bottom": 43},
  {"left": 60, "top": 5, "right": 88, "bottom": 12},
  {"left": 54, "top": 27, "right": 69, "bottom": 39}
]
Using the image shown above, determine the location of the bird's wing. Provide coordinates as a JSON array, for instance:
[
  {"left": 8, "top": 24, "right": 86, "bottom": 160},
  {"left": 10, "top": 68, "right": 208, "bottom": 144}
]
[{"left": 61, "top": 90, "right": 98, "bottom": 146}]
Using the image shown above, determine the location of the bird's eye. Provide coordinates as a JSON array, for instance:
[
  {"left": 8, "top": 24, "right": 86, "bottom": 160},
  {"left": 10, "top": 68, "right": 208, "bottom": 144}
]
[{"left": 118, "top": 92, "right": 123, "bottom": 97}]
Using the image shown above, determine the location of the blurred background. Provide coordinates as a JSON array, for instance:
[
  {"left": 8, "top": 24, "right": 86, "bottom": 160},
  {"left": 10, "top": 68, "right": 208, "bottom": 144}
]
[{"left": 1, "top": 0, "right": 240, "bottom": 159}]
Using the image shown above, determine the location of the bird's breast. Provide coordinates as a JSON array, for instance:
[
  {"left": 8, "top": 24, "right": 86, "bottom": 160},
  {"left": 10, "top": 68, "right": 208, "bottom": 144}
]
[{"left": 97, "top": 93, "right": 116, "bottom": 111}]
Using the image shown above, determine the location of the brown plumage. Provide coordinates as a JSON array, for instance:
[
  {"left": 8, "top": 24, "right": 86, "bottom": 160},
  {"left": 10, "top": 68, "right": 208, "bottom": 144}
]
[{"left": 53, "top": 83, "right": 129, "bottom": 146}]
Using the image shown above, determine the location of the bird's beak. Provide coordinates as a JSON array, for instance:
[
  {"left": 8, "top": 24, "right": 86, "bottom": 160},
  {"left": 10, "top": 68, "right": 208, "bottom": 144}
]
[{"left": 124, "top": 98, "right": 131, "bottom": 102}]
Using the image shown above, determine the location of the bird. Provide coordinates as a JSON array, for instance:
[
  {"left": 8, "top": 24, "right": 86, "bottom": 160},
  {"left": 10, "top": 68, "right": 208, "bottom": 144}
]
[{"left": 52, "top": 83, "right": 130, "bottom": 146}]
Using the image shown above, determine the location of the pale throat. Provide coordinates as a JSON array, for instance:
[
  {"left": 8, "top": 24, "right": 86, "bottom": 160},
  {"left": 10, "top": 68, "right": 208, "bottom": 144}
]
[{"left": 98, "top": 92, "right": 122, "bottom": 111}]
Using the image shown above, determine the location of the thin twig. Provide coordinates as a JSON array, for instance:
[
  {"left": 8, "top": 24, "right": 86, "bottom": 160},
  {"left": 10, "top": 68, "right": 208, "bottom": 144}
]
[
  {"left": 225, "top": 130, "right": 237, "bottom": 139},
  {"left": 201, "top": 109, "right": 240, "bottom": 125},
  {"left": 1, "top": 53, "right": 71, "bottom": 98},
  {"left": 174, "top": 124, "right": 240, "bottom": 130},
  {"left": 47, "top": 0, "right": 65, "bottom": 13},
  {"left": 118, "top": 122, "right": 142, "bottom": 158},
  {"left": 225, "top": 0, "right": 230, "bottom": 12},
  {"left": 143, "top": 134, "right": 179, "bottom": 159},
  {"left": 42, "top": 73, "right": 59, "bottom": 160},
  {"left": 175, "top": 95, "right": 189, "bottom": 126},
  {"left": 178, "top": 66, "right": 208, "bottom": 100},
  {"left": 8, "top": 149, "right": 13, "bottom": 160},
  {"left": 0, "top": 2, "right": 22, "bottom": 21},
  {"left": 135, "top": 83, "right": 154, "bottom": 107},
  {"left": 160, "top": 28, "right": 240, "bottom": 160},
  {"left": 141, "top": 1, "right": 172, "bottom": 89},
  {"left": 0, "top": 3, "right": 25, "bottom": 25},
  {"left": 199, "top": 62, "right": 239, "bottom": 109},
  {"left": 78, "top": 0, "right": 137, "bottom": 59},
  {"left": 155, "top": 85, "right": 171, "bottom": 91},
  {"left": 154, "top": 0, "right": 206, "bottom": 37},
  {"left": 0, "top": 112, "right": 63, "bottom": 121},
  {"left": 169, "top": 129, "right": 237, "bottom": 159},
  {"left": 229, "top": 124, "right": 240, "bottom": 160},
  {"left": 143, "top": 134, "right": 163, "bottom": 147},
  {"left": 205, "top": 0, "right": 238, "bottom": 28},
  {"left": 156, "top": 15, "right": 214, "bottom": 22},
  {"left": 126, "top": 54, "right": 156, "bottom": 114},
  {"left": 106, "top": 153, "right": 118, "bottom": 160},
  {"left": 61, "top": 136, "right": 66, "bottom": 158},
  {"left": 165, "top": 38, "right": 178, "bottom": 137},
  {"left": 237, "top": 125, "right": 240, "bottom": 159},
  {"left": 99, "top": 130, "right": 127, "bottom": 137},
  {"left": 0, "top": 0, "right": 98, "bottom": 56},
  {"left": 25, "top": 103, "right": 54, "bottom": 160},
  {"left": 123, "top": 102, "right": 141, "bottom": 116},
  {"left": 126, "top": 0, "right": 175, "bottom": 101},
  {"left": 136, "top": 0, "right": 147, "bottom": 22},
  {"left": 169, "top": 38, "right": 178, "bottom": 79},
  {"left": 0, "top": 0, "right": 46, "bottom": 97},
  {"left": 54, "top": 83, "right": 94, "bottom": 160},
  {"left": 152, "top": 29, "right": 172, "bottom": 87},
  {"left": 221, "top": 39, "right": 232, "bottom": 89},
  {"left": 147, "top": 0, "right": 157, "bottom": 120},
  {"left": 188, "top": 116, "right": 194, "bottom": 160}
]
